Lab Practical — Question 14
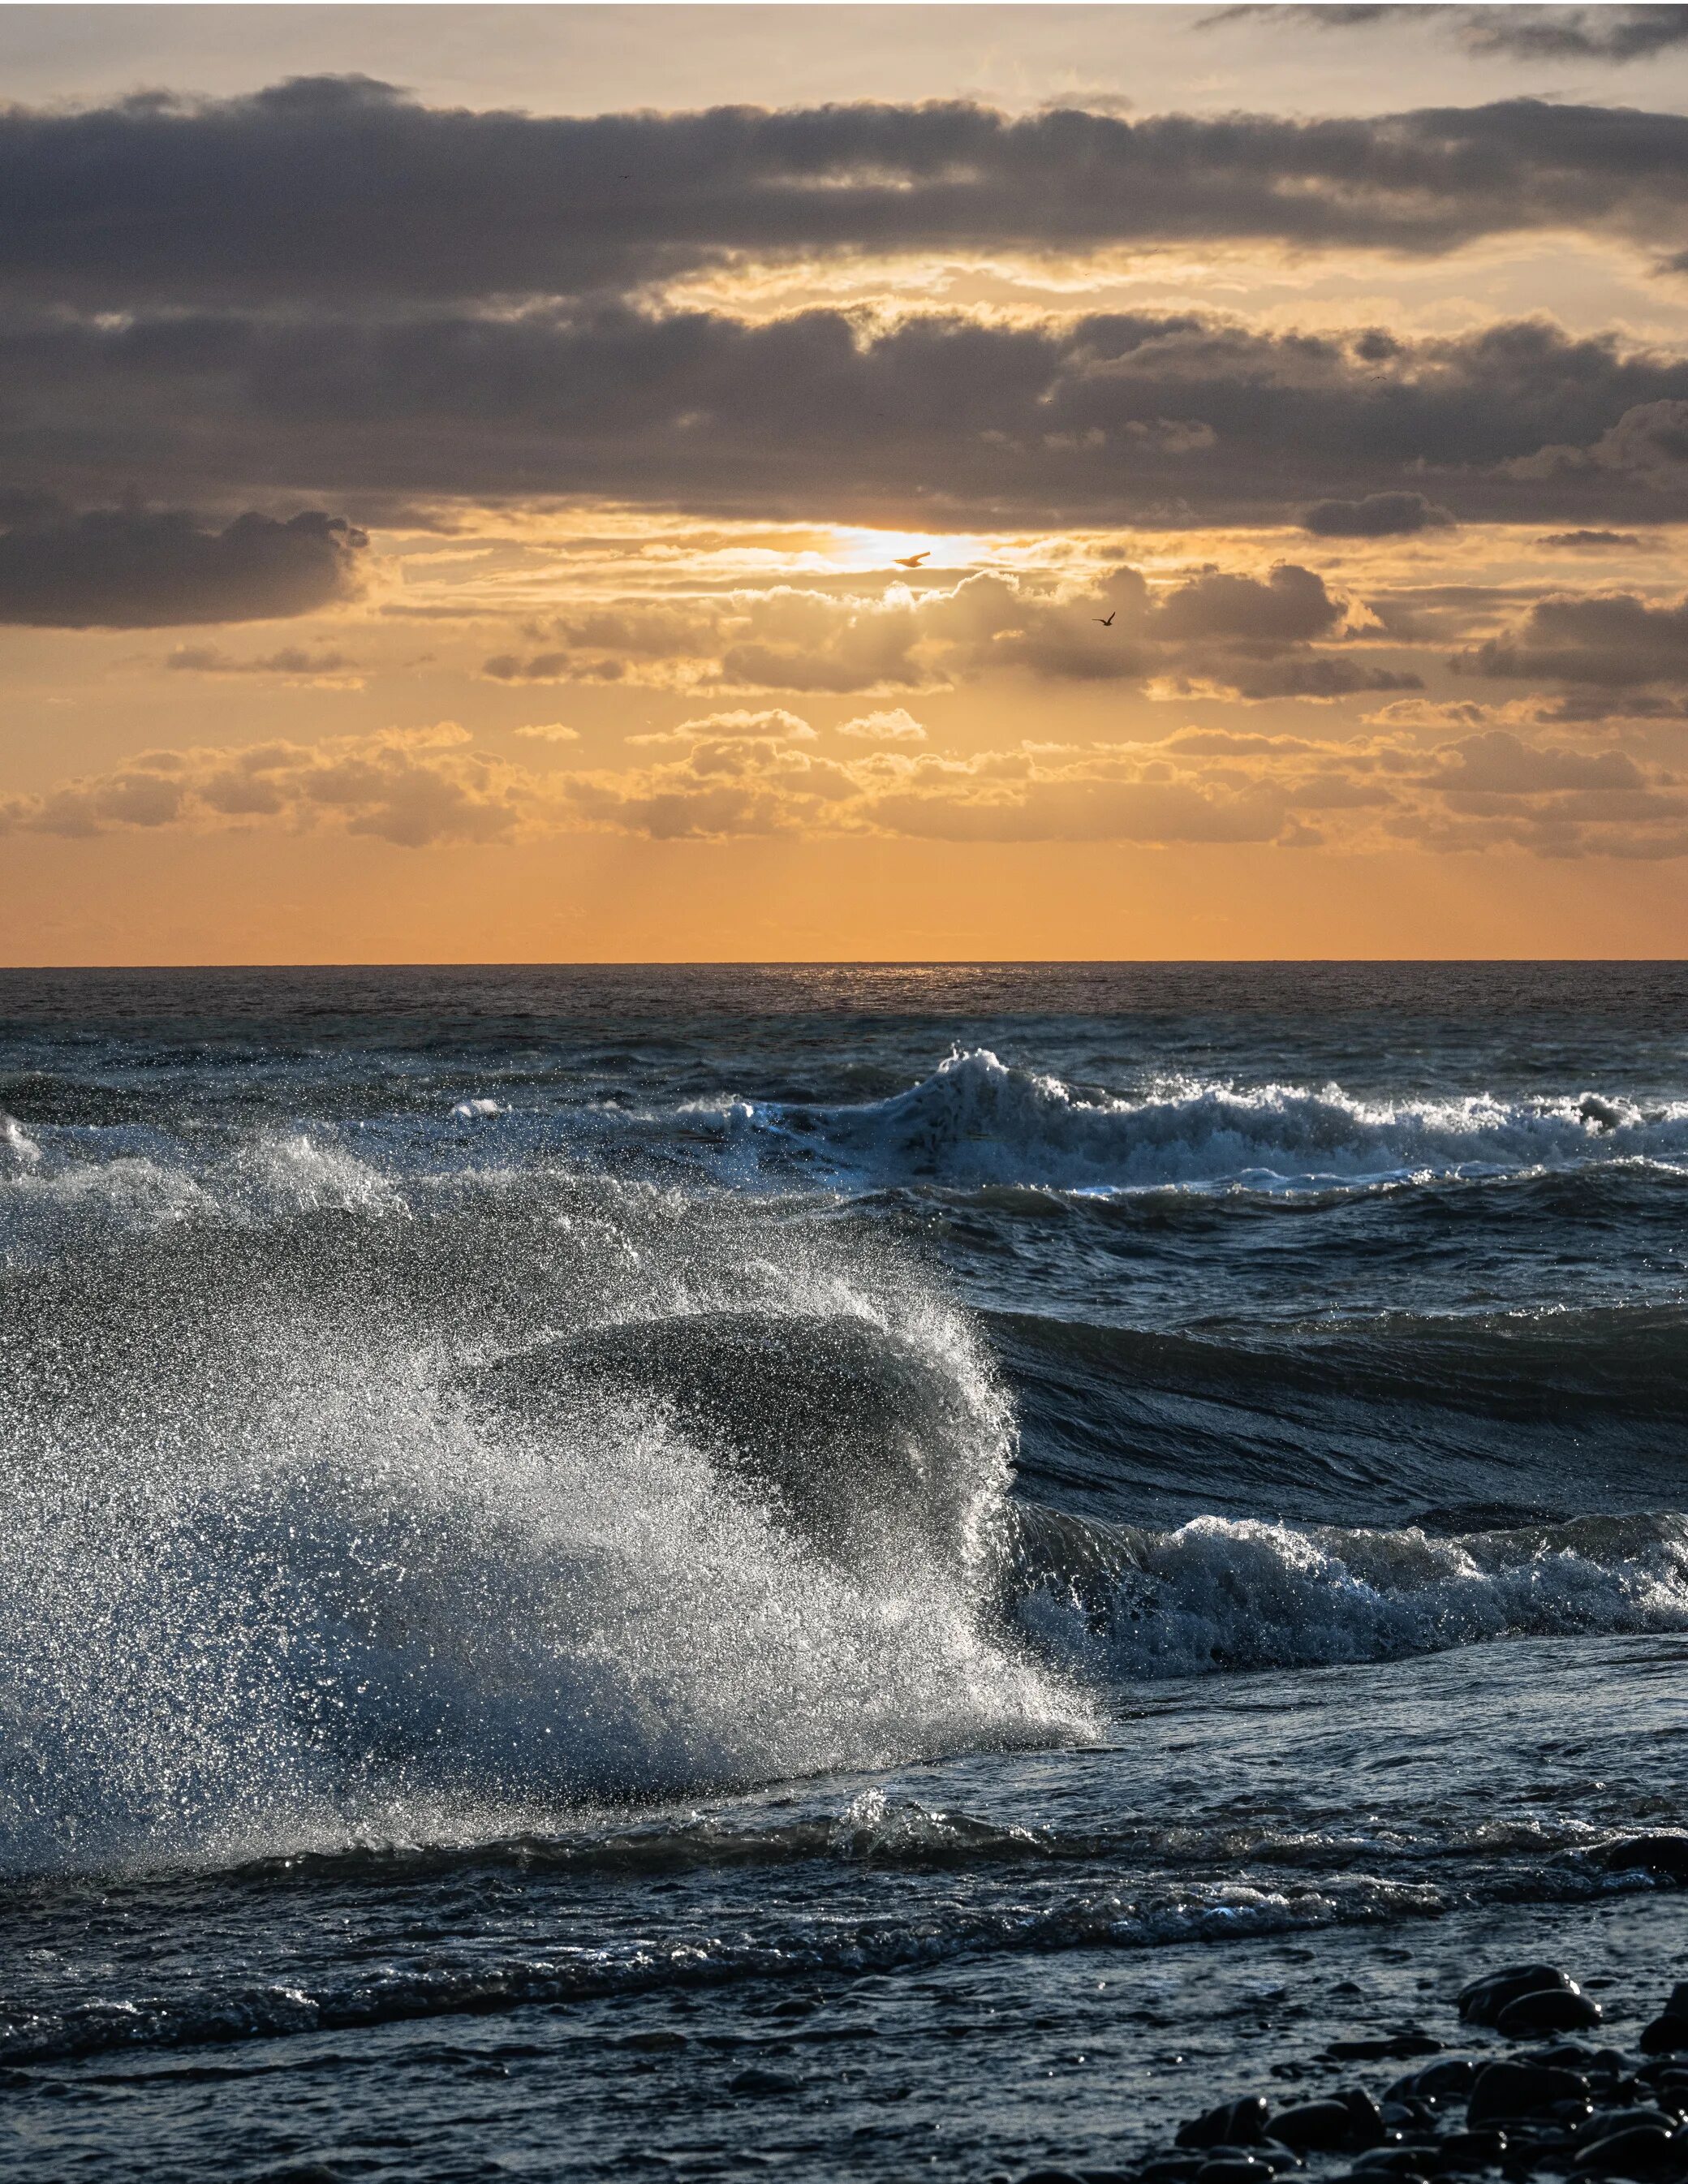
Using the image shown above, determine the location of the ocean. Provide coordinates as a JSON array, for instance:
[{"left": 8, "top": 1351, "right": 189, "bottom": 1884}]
[{"left": 2, "top": 961, "right": 1686, "bottom": 2184}]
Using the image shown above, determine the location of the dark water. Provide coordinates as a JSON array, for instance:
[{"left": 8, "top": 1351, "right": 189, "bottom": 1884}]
[{"left": 3, "top": 963, "right": 1687, "bottom": 2183}]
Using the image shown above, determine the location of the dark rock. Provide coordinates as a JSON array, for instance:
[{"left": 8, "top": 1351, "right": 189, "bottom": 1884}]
[
  {"left": 1582, "top": 1837, "right": 1688, "bottom": 1882},
  {"left": 1571, "top": 2126, "right": 1676, "bottom": 2178},
  {"left": 1436, "top": 2131, "right": 1508, "bottom": 2173},
  {"left": 1079, "top": 2172, "right": 1139, "bottom": 2183},
  {"left": 1346, "top": 2152, "right": 1438, "bottom": 2180},
  {"left": 1178, "top": 2100, "right": 1272, "bottom": 2152},
  {"left": 1522, "top": 2044, "right": 1608, "bottom": 2073},
  {"left": 727, "top": 2067, "right": 801, "bottom": 2096},
  {"left": 1140, "top": 2160, "right": 1206, "bottom": 2183},
  {"left": 1640, "top": 2022, "right": 1688, "bottom": 2059},
  {"left": 1459, "top": 1968, "right": 1578, "bottom": 2031},
  {"left": 1390, "top": 2061, "right": 1479, "bottom": 2106},
  {"left": 1332, "top": 2038, "right": 1445, "bottom": 2063},
  {"left": 1469, "top": 2061, "right": 1591, "bottom": 2126},
  {"left": 1496, "top": 1988, "right": 1602, "bottom": 2040},
  {"left": 1342, "top": 2091, "right": 1389, "bottom": 2150},
  {"left": 1269, "top": 2102, "right": 1357, "bottom": 2153},
  {"left": 1577, "top": 2112, "right": 1677, "bottom": 2152},
  {"left": 1020, "top": 2171, "right": 1087, "bottom": 2184},
  {"left": 1195, "top": 2160, "right": 1275, "bottom": 2184}
]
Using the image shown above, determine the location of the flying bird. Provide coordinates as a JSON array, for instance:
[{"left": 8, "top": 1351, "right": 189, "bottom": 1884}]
[
  {"left": 894, "top": 552, "right": 930, "bottom": 568},
  {"left": 1096, "top": 610, "right": 1116, "bottom": 627}
]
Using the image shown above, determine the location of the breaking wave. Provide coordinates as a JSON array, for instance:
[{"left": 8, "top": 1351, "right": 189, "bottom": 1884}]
[
  {"left": 755, "top": 1048, "right": 1688, "bottom": 1194},
  {"left": 1018, "top": 1508, "right": 1688, "bottom": 1678},
  {"left": 0, "top": 1152, "right": 1088, "bottom": 1881}
]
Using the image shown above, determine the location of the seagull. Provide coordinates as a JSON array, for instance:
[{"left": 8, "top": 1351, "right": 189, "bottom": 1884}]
[
  {"left": 894, "top": 551, "right": 930, "bottom": 568},
  {"left": 1096, "top": 610, "right": 1116, "bottom": 627}
]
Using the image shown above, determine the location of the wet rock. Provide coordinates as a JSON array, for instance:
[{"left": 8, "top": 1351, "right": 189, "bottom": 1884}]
[
  {"left": 1640, "top": 2018, "right": 1688, "bottom": 2059},
  {"left": 1178, "top": 2099, "right": 1272, "bottom": 2152},
  {"left": 1570, "top": 2125, "right": 1676, "bottom": 2178},
  {"left": 1582, "top": 1838, "right": 1688, "bottom": 1883},
  {"left": 1576, "top": 2111, "right": 1677, "bottom": 2152},
  {"left": 1496, "top": 1988, "right": 1602, "bottom": 2040},
  {"left": 1468, "top": 2061, "right": 1591, "bottom": 2126},
  {"left": 1436, "top": 2130, "right": 1508, "bottom": 2173},
  {"left": 1269, "top": 2101, "right": 1357, "bottom": 2153},
  {"left": 1345, "top": 2151, "right": 1438, "bottom": 2180},
  {"left": 1389, "top": 2061, "right": 1479, "bottom": 2106},
  {"left": 1332, "top": 2038, "right": 1445, "bottom": 2064},
  {"left": 1139, "top": 2158, "right": 1207, "bottom": 2183},
  {"left": 1019, "top": 2169, "right": 1087, "bottom": 2184},
  {"left": 1195, "top": 2159, "right": 1276, "bottom": 2184},
  {"left": 1341, "top": 2091, "right": 1390, "bottom": 2150},
  {"left": 1459, "top": 1968, "right": 1578, "bottom": 2031},
  {"left": 727, "top": 2066, "right": 801, "bottom": 2096}
]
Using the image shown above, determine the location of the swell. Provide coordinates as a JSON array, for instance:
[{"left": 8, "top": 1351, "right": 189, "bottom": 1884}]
[{"left": 993, "top": 1307, "right": 1688, "bottom": 1528}]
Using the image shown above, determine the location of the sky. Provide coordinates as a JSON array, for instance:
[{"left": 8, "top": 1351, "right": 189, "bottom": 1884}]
[{"left": 9, "top": 4, "right": 1688, "bottom": 962}]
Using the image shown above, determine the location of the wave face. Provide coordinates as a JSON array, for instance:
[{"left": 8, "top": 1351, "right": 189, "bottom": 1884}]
[
  {"left": 760, "top": 1046, "right": 1688, "bottom": 1195},
  {"left": 0, "top": 1156, "right": 1085, "bottom": 1880}
]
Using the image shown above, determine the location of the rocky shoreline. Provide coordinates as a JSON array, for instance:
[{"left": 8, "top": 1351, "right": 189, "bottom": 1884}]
[{"left": 996, "top": 1964, "right": 1688, "bottom": 2184}]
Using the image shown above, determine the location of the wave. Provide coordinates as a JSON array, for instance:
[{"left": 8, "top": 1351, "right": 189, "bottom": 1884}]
[
  {"left": 752, "top": 1049, "right": 1688, "bottom": 1195},
  {"left": 0, "top": 1174, "right": 1088, "bottom": 1882},
  {"left": 1015, "top": 1507, "right": 1688, "bottom": 1678}
]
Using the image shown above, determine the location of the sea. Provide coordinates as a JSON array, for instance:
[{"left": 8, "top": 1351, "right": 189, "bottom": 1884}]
[{"left": 2, "top": 961, "right": 1686, "bottom": 2184}]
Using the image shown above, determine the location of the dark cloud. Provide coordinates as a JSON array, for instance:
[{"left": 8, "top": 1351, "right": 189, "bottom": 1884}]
[
  {"left": 8, "top": 79, "right": 1688, "bottom": 311},
  {"left": 1234, "top": 6, "right": 1688, "bottom": 63},
  {"left": 1453, "top": 589, "right": 1688, "bottom": 687},
  {"left": 1535, "top": 530, "right": 1651, "bottom": 549},
  {"left": 9, "top": 306, "right": 1688, "bottom": 528},
  {"left": 1302, "top": 491, "right": 1456, "bottom": 536},
  {"left": 0, "top": 506, "right": 366, "bottom": 627}
]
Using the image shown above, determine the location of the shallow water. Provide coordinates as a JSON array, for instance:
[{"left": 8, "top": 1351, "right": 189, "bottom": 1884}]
[{"left": 2, "top": 963, "right": 1686, "bottom": 2182}]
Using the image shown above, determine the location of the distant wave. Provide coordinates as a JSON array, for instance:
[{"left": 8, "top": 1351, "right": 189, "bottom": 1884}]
[
  {"left": 751, "top": 1048, "right": 1688, "bottom": 1194},
  {"left": 1018, "top": 1507, "right": 1688, "bottom": 1679}
]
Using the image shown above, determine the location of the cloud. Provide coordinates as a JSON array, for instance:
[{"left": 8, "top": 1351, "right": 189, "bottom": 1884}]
[
  {"left": 510, "top": 722, "right": 579, "bottom": 743},
  {"left": 13, "top": 79, "right": 1688, "bottom": 313},
  {"left": 477, "top": 562, "right": 1414, "bottom": 702},
  {"left": 836, "top": 709, "right": 927, "bottom": 741},
  {"left": 12, "top": 303, "right": 1688, "bottom": 530},
  {"left": 1535, "top": 531, "right": 1651, "bottom": 549},
  {"left": 0, "top": 722, "right": 540, "bottom": 847},
  {"left": 165, "top": 643, "right": 362, "bottom": 682},
  {"left": 1233, "top": 6, "right": 1688, "bottom": 64},
  {"left": 1453, "top": 588, "right": 1688, "bottom": 687},
  {"left": 1302, "top": 492, "right": 1456, "bottom": 537},
  {"left": 0, "top": 506, "right": 367, "bottom": 628},
  {"left": 1425, "top": 728, "right": 1647, "bottom": 795},
  {"left": 11, "top": 710, "right": 1688, "bottom": 861}
]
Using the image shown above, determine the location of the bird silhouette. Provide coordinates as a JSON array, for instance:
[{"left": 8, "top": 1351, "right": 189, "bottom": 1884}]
[
  {"left": 1096, "top": 610, "right": 1116, "bottom": 627},
  {"left": 894, "top": 551, "right": 930, "bottom": 568}
]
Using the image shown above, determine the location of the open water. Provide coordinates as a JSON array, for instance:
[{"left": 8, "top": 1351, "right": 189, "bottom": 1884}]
[{"left": 2, "top": 963, "right": 1686, "bottom": 2183}]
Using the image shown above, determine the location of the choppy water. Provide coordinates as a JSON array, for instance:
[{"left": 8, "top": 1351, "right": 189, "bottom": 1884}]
[{"left": 3, "top": 962, "right": 1687, "bottom": 2183}]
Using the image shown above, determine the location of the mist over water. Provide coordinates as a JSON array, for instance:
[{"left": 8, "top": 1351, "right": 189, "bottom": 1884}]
[{"left": 3, "top": 963, "right": 1688, "bottom": 2177}]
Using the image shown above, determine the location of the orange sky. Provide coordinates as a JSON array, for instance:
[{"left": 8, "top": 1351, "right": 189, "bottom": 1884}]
[{"left": 7, "top": 4, "right": 1688, "bottom": 961}]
